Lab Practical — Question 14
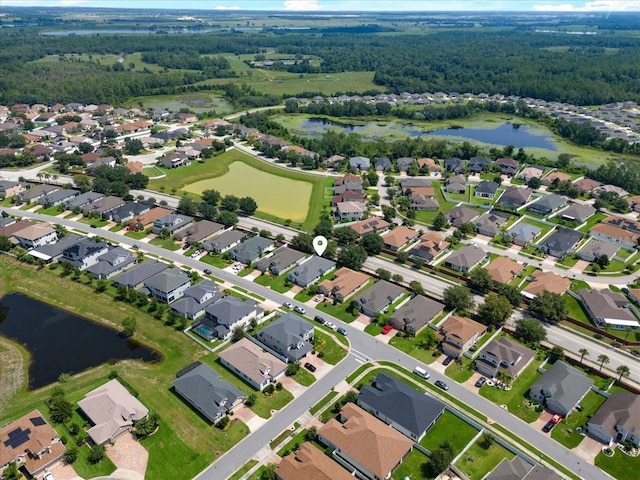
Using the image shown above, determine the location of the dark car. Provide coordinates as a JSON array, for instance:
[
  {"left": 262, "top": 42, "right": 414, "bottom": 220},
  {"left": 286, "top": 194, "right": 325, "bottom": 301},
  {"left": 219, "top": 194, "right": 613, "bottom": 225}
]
[
  {"left": 90, "top": 224, "right": 97, "bottom": 228},
  {"left": 304, "top": 362, "right": 316, "bottom": 373},
  {"left": 475, "top": 377, "right": 487, "bottom": 388},
  {"left": 203, "top": 269, "right": 212, "bottom": 275},
  {"left": 435, "top": 380, "right": 449, "bottom": 390},
  {"left": 443, "top": 356, "right": 454, "bottom": 366},
  {"left": 543, "top": 421, "right": 555, "bottom": 433},
  {"left": 314, "top": 315, "right": 326, "bottom": 325},
  {"left": 337, "top": 327, "right": 348, "bottom": 336}
]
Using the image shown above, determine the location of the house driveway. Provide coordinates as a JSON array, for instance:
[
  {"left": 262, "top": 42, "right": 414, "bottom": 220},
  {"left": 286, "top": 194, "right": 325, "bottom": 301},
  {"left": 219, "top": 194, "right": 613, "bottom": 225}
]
[
  {"left": 279, "top": 375, "right": 307, "bottom": 398},
  {"left": 376, "top": 329, "right": 397, "bottom": 345},
  {"left": 572, "top": 260, "right": 590, "bottom": 273},
  {"left": 282, "top": 285, "right": 301, "bottom": 299},
  {"left": 462, "top": 371, "right": 485, "bottom": 391},
  {"left": 245, "top": 269, "right": 261, "bottom": 280},
  {"left": 430, "top": 354, "right": 450, "bottom": 375},
  {"left": 106, "top": 433, "right": 148, "bottom": 478},
  {"left": 573, "top": 436, "right": 604, "bottom": 463},
  {"left": 352, "top": 314, "right": 369, "bottom": 331},
  {"left": 533, "top": 410, "right": 555, "bottom": 432},
  {"left": 46, "top": 461, "right": 82, "bottom": 480},
  {"left": 234, "top": 404, "right": 267, "bottom": 432},
  {"left": 304, "top": 354, "right": 332, "bottom": 379}
]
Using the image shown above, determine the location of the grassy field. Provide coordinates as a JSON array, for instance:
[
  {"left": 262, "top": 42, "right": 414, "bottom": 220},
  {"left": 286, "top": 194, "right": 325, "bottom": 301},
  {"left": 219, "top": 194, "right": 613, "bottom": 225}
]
[
  {"left": 392, "top": 448, "right": 433, "bottom": 480},
  {"left": 314, "top": 330, "right": 347, "bottom": 364},
  {"left": 125, "top": 91, "right": 234, "bottom": 114},
  {"left": 148, "top": 149, "right": 328, "bottom": 231},
  {"left": 419, "top": 410, "right": 478, "bottom": 455},
  {"left": 455, "top": 439, "right": 515, "bottom": 480},
  {"left": 564, "top": 294, "right": 591, "bottom": 324}
]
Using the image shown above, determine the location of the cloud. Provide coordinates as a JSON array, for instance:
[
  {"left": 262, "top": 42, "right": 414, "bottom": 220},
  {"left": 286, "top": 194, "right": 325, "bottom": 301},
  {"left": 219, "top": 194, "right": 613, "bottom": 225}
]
[
  {"left": 534, "top": 0, "right": 640, "bottom": 11},
  {"left": 213, "top": 5, "right": 242, "bottom": 9},
  {"left": 283, "top": 0, "right": 322, "bottom": 10},
  {"left": 58, "top": 0, "right": 87, "bottom": 5}
]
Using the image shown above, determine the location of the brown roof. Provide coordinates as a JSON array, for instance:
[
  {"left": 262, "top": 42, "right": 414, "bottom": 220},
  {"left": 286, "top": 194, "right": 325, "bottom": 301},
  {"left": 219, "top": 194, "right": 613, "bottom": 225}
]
[
  {"left": 486, "top": 257, "right": 523, "bottom": 284},
  {"left": 277, "top": 443, "right": 353, "bottom": 480},
  {"left": 124, "top": 161, "right": 144, "bottom": 174},
  {"left": 408, "top": 186, "right": 435, "bottom": 197},
  {"left": 543, "top": 171, "right": 572, "bottom": 184},
  {"left": 218, "top": 337, "right": 286, "bottom": 387},
  {"left": 0, "top": 410, "right": 64, "bottom": 475},
  {"left": 591, "top": 223, "right": 640, "bottom": 244},
  {"left": 318, "top": 403, "right": 413, "bottom": 479},
  {"left": 410, "top": 231, "right": 449, "bottom": 258},
  {"left": 13, "top": 223, "right": 56, "bottom": 241},
  {"left": 573, "top": 178, "right": 601, "bottom": 192},
  {"left": 0, "top": 219, "right": 37, "bottom": 238},
  {"left": 349, "top": 217, "right": 390, "bottom": 236},
  {"left": 440, "top": 315, "right": 486, "bottom": 345},
  {"left": 522, "top": 271, "right": 570, "bottom": 298},
  {"left": 382, "top": 226, "right": 418, "bottom": 249},
  {"left": 334, "top": 173, "right": 362, "bottom": 186},
  {"left": 319, "top": 267, "right": 369, "bottom": 298},
  {"left": 417, "top": 157, "right": 441, "bottom": 170},
  {"left": 128, "top": 207, "right": 172, "bottom": 227}
]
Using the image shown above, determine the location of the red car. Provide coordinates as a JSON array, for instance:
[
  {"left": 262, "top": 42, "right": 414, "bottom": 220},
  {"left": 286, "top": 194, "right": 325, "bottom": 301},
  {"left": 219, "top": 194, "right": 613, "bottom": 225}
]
[
  {"left": 550, "top": 414, "right": 562, "bottom": 424},
  {"left": 381, "top": 324, "right": 393, "bottom": 335}
]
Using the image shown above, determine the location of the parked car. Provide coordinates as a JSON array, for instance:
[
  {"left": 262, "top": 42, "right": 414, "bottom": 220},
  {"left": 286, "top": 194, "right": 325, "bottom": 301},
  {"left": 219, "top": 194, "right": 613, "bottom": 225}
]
[
  {"left": 203, "top": 269, "right": 212, "bottom": 275},
  {"left": 293, "top": 305, "right": 306, "bottom": 315},
  {"left": 475, "top": 376, "right": 487, "bottom": 388},
  {"left": 191, "top": 250, "right": 201, "bottom": 258},
  {"left": 314, "top": 315, "right": 326, "bottom": 325},
  {"left": 337, "top": 327, "right": 348, "bottom": 336},
  {"left": 443, "top": 356, "right": 454, "bottom": 366},
  {"left": 542, "top": 421, "right": 555, "bottom": 433},
  {"left": 182, "top": 243, "right": 190, "bottom": 250},
  {"left": 381, "top": 324, "right": 393, "bottom": 335},
  {"left": 304, "top": 362, "right": 316, "bottom": 372},
  {"left": 90, "top": 224, "right": 97, "bottom": 228},
  {"left": 283, "top": 302, "right": 293, "bottom": 309},
  {"left": 550, "top": 414, "right": 562, "bottom": 424},
  {"left": 44, "top": 474, "right": 55, "bottom": 480},
  {"left": 324, "top": 321, "right": 336, "bottom": 330},
  {"left": 435, "top": 380, "right": 449, "bottom": 390},
  {"left": 413, "top": 366, "right": 430, "bottom": 380}
]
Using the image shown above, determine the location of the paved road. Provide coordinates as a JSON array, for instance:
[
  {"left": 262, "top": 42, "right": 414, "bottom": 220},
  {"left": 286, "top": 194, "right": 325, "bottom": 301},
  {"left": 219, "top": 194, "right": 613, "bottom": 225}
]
[{"left": 7, "top": 209, "right": 614, "bottom": 480}]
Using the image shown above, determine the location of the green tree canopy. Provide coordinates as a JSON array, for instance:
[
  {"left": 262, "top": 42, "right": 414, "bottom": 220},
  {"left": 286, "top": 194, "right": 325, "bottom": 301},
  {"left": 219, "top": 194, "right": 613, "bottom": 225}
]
[
  {"left": 477, "top": 293, "right": 513, "bottom": 328},
  {"left": 442, "top": 285, "right": 474, "bottom": 311},
  {"left": 528, "top": 290, "right": 567, "bottom": 324}
]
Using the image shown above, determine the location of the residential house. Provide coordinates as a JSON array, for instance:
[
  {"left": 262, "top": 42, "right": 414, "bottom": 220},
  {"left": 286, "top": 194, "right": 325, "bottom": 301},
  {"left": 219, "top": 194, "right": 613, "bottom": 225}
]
[
  {"left": 573, "top": 177, "right": 602, "bottom": 194},
  {"left": 0, "top": 180, "right": 26, "bottom": 198},
  {"left": 0, "top": 410, "right": 64, "bottom": 477},
  {"left": 541, "top": 228, "right": 583, "bottom": 257},
  {"left": 527, "top": 194, "right": 567, "bottom": 216},
  {"left": 578, "top": 289, "right": 640, "bottom": 330},
  {"left": 594, "top": 184, "right": 629, "bottom": 198},
  {"left": 111, "top": 202, "right": 154, "bottom": 224},
  {"left": 13, "top": 224, "right": 57, "bottom": 249},
  {"left": 317, "top": 403, "right": 413, "bottom": 480},
  {"left": 522, "top": 271, "right": 570, "bottom": 299},
  {"left": 627, "top": 195, "right": 640, "bottom": 214},
  {"left": 560, "top": 203, "right": 596, "bottom": 223},
  {"left": 112, "top": 260, "right": 169, "bottom": 289},
  {"left": 591, "top": 223, "right": 640, "bottom": 249},
  {"left": 28, "top": 233, "right": 81, "bottom": 263},
  {"left": 38, "top": 189, "right": 80, "bottom": 207},
  {"left": 0, "top": 216, "right": 16, "bottom": 228},
  {"left": 170, "top": 280, "right": 223, "bottom": 320},
  {"left": 497, "top": 186, "right": 532, "bottom": 208},
  {"left": 276, "top": 443, "right": 354, "bottom": 480},
  {"left": 172, "top": 362, "right": 246, "bottom": 424},
  {"left": 388, "top": 295, "right": 444, "bottom": 335},
  {"left": 485, "top": 457, "right": 562, "bottom": 480},
  {"left": 587, "top": 393, "right": 640, "bottom": 447},
  {"left": 333, "top": 174, "right": 363, "bottom": 195},
  {"left": 331, "top": 190, "right": 365, "bottom": 206},
  {"left": 128, "top": 207, "right": 173, "bottom": 230},
  {"left": 417, "top": 157, "right": 441, "bottom": 173},
  {"left": 475, "top": 180, "right": 499, "bottom": 198},
  {"left": 348, "top": 156, "right": 371, "bottom": 171},
  {"left": 396, "top": 157, "right": 415, "bottom": 172},
  {"left": 78, "top": 379, "right": 148, "bottom": 445},
  {"left": 218, "top": 337, "right": 286, "bottom": 391},
  {"left": 577, "top": 240, "right": 619, "bottom": 262},
  {"left": 518, "top": 166, "right": 544, "bottom": 182},
  {"left": 257, "top": 314, "right": 314, "bottom": 362},
  {"left": 200, "top": 297, "right": 263, "bottom": 341},
  {"left": 18, "top": 184, "right": 59, "bottom": 204},
  {"left": 474, "top": 211, "right": 508, "bottom": 237},
  {"left": 319, "top": 267, "right": 370, "bottom": 303},
  {"left": 507, "top": 223, "right": 542, "bottom": 246},
  {"left": 400, "top": 178, "right": 432, "bottom": 195},
  {"left": 496, "top": 157, "right": 519, "bottom": 176},
  {"left": 335, "top": 201, "right": 365, "bottom": 221},
  {"left": 64, "top": 191, "right": 104, "bottom": 211},
  {"left": 353, "top": 280, "right": 405, "bottom": 317},
  {"left": 256, "top": 247, "right": 306, "bottom": 275},
  {"left": 443, "top": 245, "right": 487, "bottom": 273},
  {"left": 542, "top": 171, "right": 572, "bottom": 186},
  {"left": 62, "top": 238, "right": 109, "bottom": 270},
  {"left": 82, "top": 195, "right": 125, "bottom": 218},
  {"left": 604, "top": 215, "right": 640, "bottom": 234},
  {"left": 439, "top": 315, "right": 487, "bottom": 358},
  {"left": 229, "top": 236, "right": 274, "bottom": 264},
  {"left": 374, "top": 157, "right": 392, "bottom": 172},
  {"left": 409, "top": 194, "right": 439, "bottom": 211},
  {"left": 357, "top": 372, "right": 445, "bottom": 441},
  {"left": 444, "top": 157, "right": 464, "bottom": 173},
  {"left": 445, "top": 206, "right": 478, "bottom": 227},
  {"left": 468, "top": 156, "right": 491, "bottom": 173},
  {"left": 408, "top": 231, "right": 449, "bottom": 263},
  {"left": 86, "top": 246, "right": 136, "bottom": 279},
  {"left": 287, "top": 255, "right": 337, "bottom": 288},
  {"left": 445, "top": 174, "right": 466, "bottom": 194},
  {"left": 382, "top": 226, "right": 419, "bottom": 251},
  {"left": 486, "top": 257, "right": 524, "bottom": 284},
  {"left": 143, "top": 267, "right": 191, "bottom": 303},
  {"left": 203, "top": 230, "right": 248, "bottom": 254},
  {"left": 529, "top": 362, "right": 593, "bottom": 417},
  {"left": 159, "top": 152, "right": 190, "bottom": 169},
  {"left": 475, "top": 337, "right": 535, "bottom": 380},
  {"left": 151, "top": 213, "right": 194, "bottom": 235},
  {"left": 349, "top": 218, "right": 390, "bottom": 236},
  {"left": 324, "top": 154, "right": 345, "bottom": 169},
  {"left": 174, "top": 220, "right": 226, "bottom": 244}
]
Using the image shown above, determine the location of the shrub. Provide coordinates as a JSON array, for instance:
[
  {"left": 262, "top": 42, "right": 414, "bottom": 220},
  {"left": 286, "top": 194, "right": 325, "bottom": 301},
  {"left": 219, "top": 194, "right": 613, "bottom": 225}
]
[
  {"left": 215, "top": 416, "right": 230, "bottom": 430},
  {"left": 276, "top": 382, "right": 283, "bottom": 391},
  {"left": 245, "top": 393, "right": 257, "bottom": 407},
  {"left": 68, "top": 422, "right": 80, "bottom": 436},
  {"left": 64, "top": 447, "right": 78, "bottom": 464},
  {"left": 264, "top": 384, "right": 275, "bottom": 395},
  {"left": 87, "top": 444, "right": 105, "bottom": 464}
]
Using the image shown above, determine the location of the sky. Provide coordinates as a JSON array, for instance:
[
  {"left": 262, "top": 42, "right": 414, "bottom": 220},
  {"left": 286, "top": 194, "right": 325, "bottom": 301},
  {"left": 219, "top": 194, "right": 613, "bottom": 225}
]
[{"left": 1, "top": 0, "right": 639, "bottom": 11}]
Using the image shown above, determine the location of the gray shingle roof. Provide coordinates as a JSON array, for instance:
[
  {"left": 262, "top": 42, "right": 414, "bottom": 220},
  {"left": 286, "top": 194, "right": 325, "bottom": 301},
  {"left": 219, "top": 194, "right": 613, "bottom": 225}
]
[
  {"left": 560, "top": 203, "right": 596, "bottom": 222},
  {"left": 507, "top": 223, "right": 541, "bottom": 243},
  {"left": 257, "top": 313, "right": 314, "bottom": 361},
  {"left": 30, "top": 233, "right": 82, "bottom": 260},
  {"left": 287, "top": 255, "right": 336, "bottom": 286},
  {"left": 530, "top": 362, "right": 593, "bottom": 414},
  {"left": 527, "top": 194, "right": 567, "bottom": 214},
  {"left": 113, "top": 260, "right": 169, "bottom": 288},
  {"left": 144, "top": 267, "right": 190, "bottom": 293},
  {"left": 203, "top": 230, "right": 248, "bottom": 252},
  {"left": 230, "top": 236, "right": 273, "bottom": 263},
  {"left": 476, "top": 180, "right": 499, "bottom": 195},
  {"left": 444, "top": 245, "right": 486, "bottom": 269},
  {"left": 389, "top": 295, "right": 444, "bottom": 332},
  {"left": 255, "top": 246, "right": 306, "bottom": 274},
  {"left": 542, "top": 228, "right": 582, "bottom": 253},
  {"left": 354, "top": 280, "right": 405, "bottom": 314},
  {"left": 86, "top": 246, "right": 136, "bottom": 277}
]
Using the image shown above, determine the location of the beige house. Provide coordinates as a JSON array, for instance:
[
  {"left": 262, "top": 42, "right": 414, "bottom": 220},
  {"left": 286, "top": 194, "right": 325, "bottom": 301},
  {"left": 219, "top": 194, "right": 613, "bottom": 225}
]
[
  {"left": 318, "top": 267, "right": 370, "bottom": 303},
  {"left": 521, "top": 271, "right": 570, "bottom": 299},
  {"left": 439, "top": 315, "right": 487, "bottom": 358},
  {"left": 218, "top": 338, "right": 287, "bottom": 391},
  {"left": 277, "top": 443, "right": 353, "bottom": 480},
  {"left": 486, "top": 257, "right": 523, "bottom": 284}
]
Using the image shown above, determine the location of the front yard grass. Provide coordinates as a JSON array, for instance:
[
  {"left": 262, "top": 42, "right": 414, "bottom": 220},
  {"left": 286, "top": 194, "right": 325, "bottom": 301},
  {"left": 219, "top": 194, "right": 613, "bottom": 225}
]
[
  {"left": 313, "top": 330, "right": 347, "bottom": 365},
  {"left": 293, "top": 289, "right": 314, "bottom": 302},
  {"left": 388, "top": 328, "right": 440, "bottom": 365},
  {"left": 479, "top": 359, "right": 543, "bottom": 423},
  {"left": 109, "top": 224, "right": 125, "bottom": 232},
  {"left": 77, "top": 216, "right": 109, "bottom": 228},
  {"left": 253, "top": 272, "right": 293, "bottom": 293},
  {"left": 595, "top": 447, "right": 640, "bottom": 480},
  {"left": 277, "top": 429, "right": 309, "bottom": 457},
  {"left": 420, "top": 410, "right": 478, "bottom": 455},
  {"left": 316, "top": 300, "right": 360, "bottom": 323},
  {"left": 125, "top": 228, "right": 152, "bottom": 240},
  {"left": 200, "top": 253, "right": 230, "bottom": 269},
  {"left": 149, "top": 236, "right": 181, "bottom": 251},
  {"left": 292, "top": 367, "right": 315, "bottom": 386},
  {"left": 36, "top": 205, "right": 65, "bottom": 216},
  {"left": 551, "top": 390, "right": 606, "bottom": 448},
  {"left": 364, "top": 321, "right": 383, "bottom": 336},
  {"left": 445, "top": 356, "right": 475, "bottom": 383},
  {"left": 455, "top": 439, "right": 515, "bottom": 480},
  {"left": 309, "top": 390, "right": 339, "bottom": 415}
]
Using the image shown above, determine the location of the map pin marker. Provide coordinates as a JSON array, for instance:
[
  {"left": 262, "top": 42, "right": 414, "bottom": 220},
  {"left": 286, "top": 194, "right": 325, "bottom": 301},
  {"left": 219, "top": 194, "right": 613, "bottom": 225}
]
[{"left": 313, "top": 235, "right": 328, "bottom": 256}]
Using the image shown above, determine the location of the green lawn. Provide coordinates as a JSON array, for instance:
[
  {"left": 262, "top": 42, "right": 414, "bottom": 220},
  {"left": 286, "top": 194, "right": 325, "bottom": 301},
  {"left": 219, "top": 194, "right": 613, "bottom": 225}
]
[
  {"left": 228, "top": 460, "right": 258, "bottom": 480},
  {"left": 577, "top": 212, "right": 607, "bottom": 233},
  {"left": 551, "top": 391, "right": 606, "bottom": 448},
  {"left": 36, "top": 205, "right": 65, "bottom": 216},
  {"left": 420, "top": 410, "right": 478, "bottom": 455},
  {"left": 392, "top": 448, "right": 433, "bottom": 480},
  {"left": 277, "top": 429, "right": 309, "bottom": 457},
  {"left": 293, "top": 289, "right": 314, "bottom": 302},
  {"left": 364, "top": 321, "right": 383, "bottom": 335},
  {"left": 445, "top": 356, "right": 476, "bottom": 383},
  {"left": 253, "top": 272, "right": 293, "bottom": 293},
  {"left": 521, "top": 218, "right": 554, "bottom": 238},
  {"left": 564, "top": 294, "right": 591, "bottom": 324},
  {"left": 309, "top": 390, "right": 339, "bottom": 415},
  {"left": 292, "top": 367, "right": 315, "bottom": 386},
  {"left": 479, "top": 359, "right": 543, "bottom": 423},
  {"left": 109, "top": 224, "right": 125, "bottom": 232},
  {"left": 388, "top": 328, "right": 440, "bottom": 365},
  {"left": 149, "top": 237, "right": 181, "bottom": 251},
  {"left": 125, "top": 229, "right": 152, "bottom": 240},
  {"left": 316, "top": 300, "right": 360, "bottom": 323},
  {"left": 601, "top": 259, "right": 626, "bottom": 273},
  {"left": 314, "top": 330, "right": 347, "bottom": 365},
  {"left": 77, "top": 216, "right": 109, "bottom": 228},
  {"left": 455, "top": 440, "right": 515, "bottom": 480},
  {"left": 200, "top": 254, "right": 231, "bottom": 269},
  {"left": 595, "top": 448, "right": 640, "bottom": 480}
]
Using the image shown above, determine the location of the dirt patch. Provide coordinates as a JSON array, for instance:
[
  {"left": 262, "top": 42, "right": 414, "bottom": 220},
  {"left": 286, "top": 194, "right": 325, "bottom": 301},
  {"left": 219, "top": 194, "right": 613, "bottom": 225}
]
[{"left": 0, "top": 337, "right": 26, "bottom": 409}]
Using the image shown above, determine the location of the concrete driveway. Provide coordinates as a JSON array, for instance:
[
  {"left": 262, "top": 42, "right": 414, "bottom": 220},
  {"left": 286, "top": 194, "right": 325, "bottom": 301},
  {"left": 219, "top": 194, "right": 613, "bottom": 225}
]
[
  {"left": 46, "top": 461, "right": 82, "bottom": 480},
  {"left": 234, "top": 404, "right": 267, "bottom": 432},
  {"left": 106, "top": 433, "right": 148, "bottom": 478},
  {"left": 573, "top": 436, "right": 605, "bottom": 463}
]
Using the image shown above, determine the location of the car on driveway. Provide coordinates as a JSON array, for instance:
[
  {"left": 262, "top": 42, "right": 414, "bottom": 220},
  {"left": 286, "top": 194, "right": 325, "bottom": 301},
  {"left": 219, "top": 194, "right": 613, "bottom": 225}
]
[
  {"left": 293, "top": 305, "right": 306, "bottom": 315},
  {"left": 542, "top": 421, "right": 555, "bottom": 433},
  {"left": 304, "top": 362, "right": 316, "bottom": 372},
  {"left": 44, "top": 474, "right": 55, "bottom": 480},
  {"left": 283, "top": 302, "right": 293, "bottom": 309},
  {"left": 475, "top": 376, "right": 487, "bottom": 388},
  {"left": 443, "top": 356, "right": 454, "bottom": 366},
  {"left": 435, "top": 380, "right": 449, "bottom": 390},
  {"left": 381, "top": 324, "right": 393, "bottom": 335},
  {"left": 337, "top": 327, "right": 348, "bottom": 336}
]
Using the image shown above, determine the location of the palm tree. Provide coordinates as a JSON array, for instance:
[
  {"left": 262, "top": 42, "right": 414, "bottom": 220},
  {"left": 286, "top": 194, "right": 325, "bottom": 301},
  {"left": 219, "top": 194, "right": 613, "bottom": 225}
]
[
  {"left": 597, "top": 354, "right": 610, "bottom": 371},
  {"left": 578, "top": 348, "right": 589, "bottom": 364},
  {"left": 624, "top": 327, "right": 633, "bottom": 342},
  {"left": 616, "top": 365, "right": 630, "bottom": 382}
]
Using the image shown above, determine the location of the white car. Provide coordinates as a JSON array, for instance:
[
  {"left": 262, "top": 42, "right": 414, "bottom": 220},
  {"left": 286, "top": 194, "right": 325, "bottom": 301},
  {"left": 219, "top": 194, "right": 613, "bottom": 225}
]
[
  {"left": 324, "top": 321, "right": 336, "bottom": 330},
  {"left": 293, "top": 305, "right": 306, "bottom": 315},
  {"left": 44, "top": 474, "right": 55, "bottom": 480},
  {"left": 283, "top": 302, "right": 293, "bottom": 309}
]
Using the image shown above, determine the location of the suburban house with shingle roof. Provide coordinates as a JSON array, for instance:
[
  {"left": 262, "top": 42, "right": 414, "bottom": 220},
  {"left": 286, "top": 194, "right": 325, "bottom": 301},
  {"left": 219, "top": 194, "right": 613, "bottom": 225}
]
[
  {"left": 174, "top": 220, "right": 226, "bottom": 244},
  {"left": 86, "top": 246, "right": 136, "bottom": 279},
  {"left": 527, "top": 194, "right": 567, "bottom": 216},
  {"left": 128, "top": 207, "right": 173, "bottom": 230},
  {"left": 408, "top": 231, "right": 449, "bottom": 263},
  {"left": 38, "top": 189, "right": 80, "bottom": 207},
  {"left": 203, "top": 230, "right": 247, "bottom": 254},
  {"left": 349, "top": 217, "right": 390, "bottom": 236},
  {"left": 382, "top": 225, "right": 419, "bottom": 251},
  {"left": 170, "top": 280, "right": 224, "bottom": 320},
  {"left": 578, "top": 289, "right": 640, "bottom": 330},
  {"left": 78, "top": 379, "right": 148, "bottom": 445},
  {"left": 475, "top": 180, "right": 499, "bottom": 198},
  {"left": 518, "top": 166, "right": 544, "bottom": 182},
  {"left": 256, "top": 246, "right": 306, "bottom": 275},
  {"left": 474, "top": 211, "right": 508, "bottom": 237},
  {"left": 468, "top": 156, "right": 491, "bottom": 173},
  {"left": 200, "top": 297, "right": 263, "bottom": 341},
  {"left": 277, "top": 443, "right": 354, "bottom": 480},
  {"left": 507, "top": 223, "right": 541, "bottom": 246},
  {"left": 143, "top": 267, "right": 191, "bottom": 303},
  {"left": 151, "top": 213, "right": 194, "bottom": 235},
  {"left": 111, "top": 202, "right": 154, "bottom": 224},
  {"left": 318, "top": 403, "right": 413, "bottom": 480},
  {"left": 218, "top": 337, "right": 286, "bottom": 391},
  {"left": 521, "top": 271, "right": 570, "bottom": 299},
  {"left": 348, "top": 156, "right": 370, "bottom": 170},
  {"left": 497, "top": 186, "right": 532, "bottom": 208},
  {"left": 475, "top": 337, "right": 535, "bottom": 380},
  {"left": 445, "top": 174, "right": 466, "bottom": 194},
  {"left": 287, "top": 255, "right": 336, "bottom": 288},
  {"left": 560, "top": 203, "right": 596, "bottom": 223},
  {"left": 0, "top": 180, "right": 26, "bottom": 198},
  {"left": 496, "top": 157, "right": 519, "bottom": 176},
  {"left": 18, "top": 184, "right": 59, "bottom": 204},
  {"left": 541, "top": 228, "right": 583, "bottom": 257},
  {"left": 485, "top": 457, "right": 562, "bottom": 480},
  {"left": 445, "top": 206, "right": 478, "bottom": 227},
  {"left": 28, "top": 233, "right": 81, "bottom": 264},
  {"left": 318, "top": 267, "right": 370, "bottom": 303},
  {"left": 62, "top": 238, "right": 109, "bottom": 270},
  {"left": 357, "top": 372, "right": 445, "bottom": 441},
  {"left": 335, "top": 201, "right": 366, "bottom": 221},
  {"left": 113, "top": 260, "right": 169, "bottom": 289},
  {"left": 12, "top": 223, "right": 57, "bottom": 249},
  {"left": 439, "top": 315, "right": 487, "bottom": 358},
  {"left": 388, "top": 295, "right": 444, "bottom": 336},
  {"left": 587, "top": 393, "right": 640, "bottom": 447},
  {"left": 529, "top": 362, "right": 593, "bottom": 417},
  {"left": 541, "top": 171, "right": 571, "bottom": 186},
  {"left": 591, "top": 223, "right": 640, "bottom": 249},
  {"left": 577, "top": 240, "right": 619, "bottom": 262},
  {"left": 172, "top": 362, "right": 246, "bottom": 424},
  {"left": 229, "top": 236, "right": 274, "bottom": 264},
  {"left": 82, "top": 195, "right": 125, "bottom": 218},
  {"left": 65, "top": 191, "right": 105, "bottom": 211},
  {"left": 353, "top": 280, "right": 405, "bottom": 317},
  {"left": 486, "top": 257, "right": 523, "bottom": 284},
  {"left": 443, "top": 244, "right": 487, "bottom": 273},
  {"left": 257, "top": 314, "right": 314, "bottom": 362},
  {"left": 573, "top": 177, "right": 601, "bottom": 193}
]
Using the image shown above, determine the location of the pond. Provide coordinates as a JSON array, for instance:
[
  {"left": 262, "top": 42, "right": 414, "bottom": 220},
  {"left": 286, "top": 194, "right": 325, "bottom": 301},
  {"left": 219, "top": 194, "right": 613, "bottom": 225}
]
[
  {"left": 289, "top": 117, "right": 558, "bottom": 150},
  {"left": 0, "top": 292, "right": 160, "bottom": 390}
]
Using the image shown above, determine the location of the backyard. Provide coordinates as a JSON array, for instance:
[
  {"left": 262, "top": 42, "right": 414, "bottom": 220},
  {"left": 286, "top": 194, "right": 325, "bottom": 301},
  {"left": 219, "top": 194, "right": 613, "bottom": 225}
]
[
  {"left": 419, "top": 410, "right": 478, "bottom": 455},
  {"left": 455, "top": 439, "right": 515, "bottom": 480}
]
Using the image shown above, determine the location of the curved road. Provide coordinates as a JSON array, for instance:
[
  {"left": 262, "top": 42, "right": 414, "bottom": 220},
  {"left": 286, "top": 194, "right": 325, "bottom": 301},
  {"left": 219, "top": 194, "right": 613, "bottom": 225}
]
[{"left": 7, "top": 209, "right": 613, "bottom": 480}]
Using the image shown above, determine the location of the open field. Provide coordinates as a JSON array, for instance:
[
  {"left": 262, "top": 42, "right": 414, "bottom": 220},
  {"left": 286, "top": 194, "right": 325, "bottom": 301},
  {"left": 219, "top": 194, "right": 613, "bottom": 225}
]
[{"left": 125, "top": 91, "right": 234, "bottom": 114}]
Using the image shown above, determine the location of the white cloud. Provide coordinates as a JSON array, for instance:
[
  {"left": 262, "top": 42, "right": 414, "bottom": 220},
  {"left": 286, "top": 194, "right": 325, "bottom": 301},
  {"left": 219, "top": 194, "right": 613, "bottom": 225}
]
[
  {"left": 59, "top": 0, "right": 87, "bottom": 5},
  {"left": 283, "top": 0, "right": 322, "bottom": 10},
  {"left": 213, "top": 5, "right": 242, "bottom": 9},
  {"left": 534, "top": 1, "right": 640, "bottom": 11}
]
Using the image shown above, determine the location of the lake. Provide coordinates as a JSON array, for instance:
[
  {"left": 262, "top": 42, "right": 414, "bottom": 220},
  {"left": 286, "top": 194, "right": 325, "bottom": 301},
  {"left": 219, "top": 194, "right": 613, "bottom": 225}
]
[
  {"left": 0, "top": 292, "right": 160, "bottom": 390},
  {"left": 291, "top": 117, "right": 558, "bottom": 150}
]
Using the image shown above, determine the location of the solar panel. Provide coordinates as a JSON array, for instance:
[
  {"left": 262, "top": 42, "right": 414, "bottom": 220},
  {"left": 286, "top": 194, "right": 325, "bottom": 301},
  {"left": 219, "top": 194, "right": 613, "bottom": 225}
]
[
  {"left": 30, "top": 416, "right": 46, "bottom": 426},
  {"left": 3, "top": 427, "right": 32, "bottom": 448}
]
